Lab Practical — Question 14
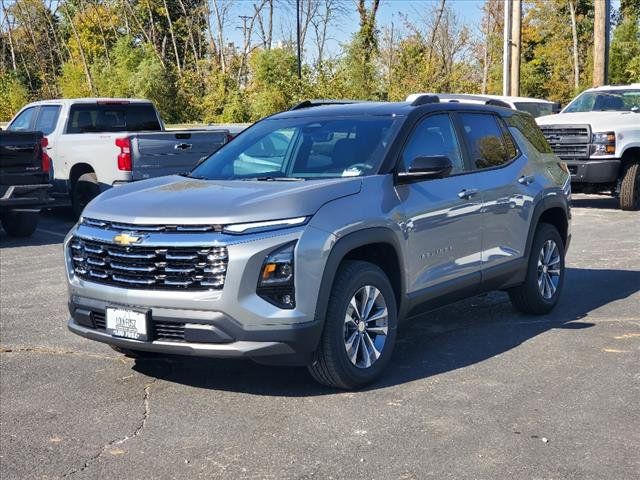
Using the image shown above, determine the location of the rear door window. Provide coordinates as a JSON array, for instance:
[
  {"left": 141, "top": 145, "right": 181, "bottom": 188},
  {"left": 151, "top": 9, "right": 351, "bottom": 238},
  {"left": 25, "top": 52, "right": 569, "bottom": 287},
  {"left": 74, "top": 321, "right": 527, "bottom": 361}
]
[
  {"left": 505, "top": 113, "right": 552, "bottom": 153},
  {"left": 458, "top": 113, "right": 516, "bottom": 169},
  {"left": 34, "top": 105, "right": 61, "bottom": 135},
  {"left": 8, "top": 107, "right": 37, "bottom": 132},
  {"left": 66, "top": 103, "right": 161, "bottom": 133}
]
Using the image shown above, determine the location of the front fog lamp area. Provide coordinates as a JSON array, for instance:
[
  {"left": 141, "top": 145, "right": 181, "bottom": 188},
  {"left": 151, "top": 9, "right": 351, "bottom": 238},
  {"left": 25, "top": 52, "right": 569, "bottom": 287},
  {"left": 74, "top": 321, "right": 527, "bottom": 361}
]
[
  {"left": 591, "top": 131, "right": 616, "bottom": 156},
  {"left": 257, "top": 242, "right": 296, "bottom": 309}
]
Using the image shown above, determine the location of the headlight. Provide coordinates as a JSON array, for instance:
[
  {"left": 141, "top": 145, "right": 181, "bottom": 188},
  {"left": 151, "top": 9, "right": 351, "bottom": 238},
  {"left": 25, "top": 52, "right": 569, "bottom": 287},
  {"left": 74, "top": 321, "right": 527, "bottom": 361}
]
[
  {"left": 223, "top": 216, "right": 308, "bottom": 235},
  {"left": 257, "top": 242, "right": 296, "bottom": 309},
  {"left": 591, "top": 131, "right": 616, "bottom": 156}
]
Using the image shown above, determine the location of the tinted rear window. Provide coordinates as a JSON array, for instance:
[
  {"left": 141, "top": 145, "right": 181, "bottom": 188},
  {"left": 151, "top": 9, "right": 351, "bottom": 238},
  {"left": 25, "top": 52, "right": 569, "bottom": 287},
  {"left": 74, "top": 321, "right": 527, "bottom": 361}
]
[
  {"left": 66, "top": 103, "right": 161, "bottom": 133},
  {"left": 505, "top": 113, "right": 552, "bottom": 153}
]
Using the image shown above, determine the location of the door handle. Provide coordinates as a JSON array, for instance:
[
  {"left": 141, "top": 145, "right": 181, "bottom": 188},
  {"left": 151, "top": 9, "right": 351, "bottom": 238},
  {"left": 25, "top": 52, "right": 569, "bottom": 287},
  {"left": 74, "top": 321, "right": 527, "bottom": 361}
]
[
  {"left": 174, "top": 143, "right": 192, "bottom": 151},
  {"left": 518, "top": 175, "right": 535, "bottom": 185},
  {"left": 458, "top": 188, "right": 479, "bottom": 199}
]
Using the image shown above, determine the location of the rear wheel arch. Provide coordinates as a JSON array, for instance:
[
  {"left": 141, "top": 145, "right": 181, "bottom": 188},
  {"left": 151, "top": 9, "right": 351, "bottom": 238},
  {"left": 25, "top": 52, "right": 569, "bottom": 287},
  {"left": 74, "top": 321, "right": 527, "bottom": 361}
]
[
  {"left": 69, "top": 163, "right": 95, "bottom": 190},
  {"left": 525, "top": 198, "right": 569, "bottom": 259}
]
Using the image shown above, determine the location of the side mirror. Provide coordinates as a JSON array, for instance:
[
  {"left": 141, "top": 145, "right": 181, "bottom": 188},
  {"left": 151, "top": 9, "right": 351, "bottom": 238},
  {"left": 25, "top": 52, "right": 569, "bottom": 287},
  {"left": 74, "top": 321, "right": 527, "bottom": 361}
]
[{"left": 397, "top": 155, "right": 453, "bottom": 183}]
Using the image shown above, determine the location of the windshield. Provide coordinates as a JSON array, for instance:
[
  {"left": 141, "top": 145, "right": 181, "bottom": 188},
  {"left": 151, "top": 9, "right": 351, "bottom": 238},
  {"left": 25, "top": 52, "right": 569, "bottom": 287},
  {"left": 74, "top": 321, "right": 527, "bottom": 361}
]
[
  {"left": 190, "top": 115, "right": 401, "bottom": 180},
  {"left": 514, "top": 102, "right": 554, "bottom": 118},
  {"left": 563, "top": 89, "right": 640, "bottom": 113}
]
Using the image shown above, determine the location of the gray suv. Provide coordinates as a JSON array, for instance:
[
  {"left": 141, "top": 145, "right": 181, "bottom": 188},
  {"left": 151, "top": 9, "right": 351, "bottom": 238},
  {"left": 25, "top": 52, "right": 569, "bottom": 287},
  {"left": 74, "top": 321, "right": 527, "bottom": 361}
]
[{"left": 64, "top": 96, "right": 571, "bottom": 389}]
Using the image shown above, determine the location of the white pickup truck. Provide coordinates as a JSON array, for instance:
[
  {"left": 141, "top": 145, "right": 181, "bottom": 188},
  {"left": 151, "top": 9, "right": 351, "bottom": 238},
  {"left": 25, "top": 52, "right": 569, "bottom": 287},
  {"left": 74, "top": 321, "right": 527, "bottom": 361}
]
[
  {"left": 536, "top": 84, "right": 640, "bottom": 210},
  {"left": 6, "top": 98, "right": 232, "bottom": 216}
]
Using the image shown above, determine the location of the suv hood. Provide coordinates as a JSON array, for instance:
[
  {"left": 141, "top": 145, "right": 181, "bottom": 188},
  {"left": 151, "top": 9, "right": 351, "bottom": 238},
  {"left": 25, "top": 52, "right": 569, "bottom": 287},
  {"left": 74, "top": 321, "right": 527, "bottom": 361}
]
[
  {"left": 536, "top": 111, "right": 639, "bottom": 130},
  {"left": 83, "top": 175, "right": 363, "bottom": 225}
]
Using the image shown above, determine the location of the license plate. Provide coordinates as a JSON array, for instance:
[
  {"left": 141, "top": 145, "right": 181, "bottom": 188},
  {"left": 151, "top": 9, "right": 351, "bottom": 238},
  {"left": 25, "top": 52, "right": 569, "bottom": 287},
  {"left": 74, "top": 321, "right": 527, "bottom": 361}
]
[{"left": 106, "top": 308, "right": 149, "bottom": 341}]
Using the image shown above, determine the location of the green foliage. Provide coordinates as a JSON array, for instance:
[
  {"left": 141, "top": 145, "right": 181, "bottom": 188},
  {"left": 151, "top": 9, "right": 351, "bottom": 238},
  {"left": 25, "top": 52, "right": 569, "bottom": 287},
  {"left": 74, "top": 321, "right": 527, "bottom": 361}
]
[
  {"left": 248, "top": 48, "right": 301, "bottom": 120},
  {"left": 0, "top": 73, "right": 29, "bottom": 120},
  {"left": 2, "top": 0, "right": 640, "bottom": 123},
  {"left": 610, "top": 15, "right": 640, "bottom": 83}
]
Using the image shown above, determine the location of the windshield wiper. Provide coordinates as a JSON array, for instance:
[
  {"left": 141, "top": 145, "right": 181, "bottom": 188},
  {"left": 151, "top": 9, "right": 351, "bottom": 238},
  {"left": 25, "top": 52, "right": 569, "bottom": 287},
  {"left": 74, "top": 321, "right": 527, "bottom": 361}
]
[{"left": 247, "top": 176, "right": 306, "bottom": 182}]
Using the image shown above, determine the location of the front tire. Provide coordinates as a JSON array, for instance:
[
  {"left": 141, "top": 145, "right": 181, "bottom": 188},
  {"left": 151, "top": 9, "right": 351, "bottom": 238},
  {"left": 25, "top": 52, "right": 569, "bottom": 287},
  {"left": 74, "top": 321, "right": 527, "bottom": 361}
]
[
  {"left": 508, "top": 223, "right": 565, "bottom": 315},
  {"left": 1, "top": 211, "right": 39, "bottom": 237},
  {"left": 308, "top": 260, "right": 398, "bottom": 389},
  {"left": 619, "top": 160, "right": 639, "bottom": 211}
]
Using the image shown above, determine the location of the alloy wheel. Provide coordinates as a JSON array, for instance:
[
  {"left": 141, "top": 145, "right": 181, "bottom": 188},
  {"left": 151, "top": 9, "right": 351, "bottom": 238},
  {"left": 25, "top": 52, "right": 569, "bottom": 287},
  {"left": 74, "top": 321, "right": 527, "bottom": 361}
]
[
  {"left": 537, "top": 239, "right": 561, "bottom": 300},
  {"left": 343, "top": 285, "right": 389, "bottom": 369}
]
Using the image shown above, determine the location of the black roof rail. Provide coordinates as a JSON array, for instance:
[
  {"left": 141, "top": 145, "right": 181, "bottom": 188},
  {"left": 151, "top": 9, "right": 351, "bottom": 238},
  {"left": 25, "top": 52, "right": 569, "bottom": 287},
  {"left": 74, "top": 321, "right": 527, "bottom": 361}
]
[
  {"left": 289, "top": 99, "right": 360, "bottom": 110},
  {"left": 485, "top": 99, "right": 512, "bottom": 108},
  {"left": 409, "top": 94, "right": 440, "bottom": 106}
]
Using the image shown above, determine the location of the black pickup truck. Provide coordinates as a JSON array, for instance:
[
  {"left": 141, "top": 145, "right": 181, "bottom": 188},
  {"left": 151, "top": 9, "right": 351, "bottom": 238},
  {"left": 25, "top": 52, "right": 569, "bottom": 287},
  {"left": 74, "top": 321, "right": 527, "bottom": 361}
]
[{"left": 0, "top": 131, "right": 52, "bottom": 237}]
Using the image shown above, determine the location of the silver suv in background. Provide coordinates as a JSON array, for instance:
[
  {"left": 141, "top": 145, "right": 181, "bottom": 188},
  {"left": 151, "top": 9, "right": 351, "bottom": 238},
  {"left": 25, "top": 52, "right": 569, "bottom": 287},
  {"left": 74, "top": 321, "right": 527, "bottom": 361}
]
[{"left": 65, "top": 97, "right": 571, "bottom": 389}]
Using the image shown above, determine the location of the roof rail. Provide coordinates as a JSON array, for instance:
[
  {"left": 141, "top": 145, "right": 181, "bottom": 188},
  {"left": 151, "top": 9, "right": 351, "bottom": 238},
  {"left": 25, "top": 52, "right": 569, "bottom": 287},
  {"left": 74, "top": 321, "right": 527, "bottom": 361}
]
[
  {"left": 289, "top": 99, "right": 360, "bottom": 110},
  {"left": 485, "top": 99, "right": 512, "bottom": 108},
  {"left": 407, "top": 93, "right": 514, "bottom": 109},
  {"left": 409, "top": 94, "right": 440, "bottom": 106}
]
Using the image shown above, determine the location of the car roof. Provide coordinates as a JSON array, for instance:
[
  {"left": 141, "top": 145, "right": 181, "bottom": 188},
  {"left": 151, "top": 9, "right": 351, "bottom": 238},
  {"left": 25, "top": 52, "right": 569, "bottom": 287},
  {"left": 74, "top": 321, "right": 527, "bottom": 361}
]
[
  {"left": 24, "top": 98, "right": 153, "bottom": 107},
  {"left": 268, "top": 100, "right": 516, "bottom": 120},
  {"left": 584, "top": 84, "right": 640, "bottom": 92},
  {"left": 406, "top": 93, "right": 554, "bottom": 105}
]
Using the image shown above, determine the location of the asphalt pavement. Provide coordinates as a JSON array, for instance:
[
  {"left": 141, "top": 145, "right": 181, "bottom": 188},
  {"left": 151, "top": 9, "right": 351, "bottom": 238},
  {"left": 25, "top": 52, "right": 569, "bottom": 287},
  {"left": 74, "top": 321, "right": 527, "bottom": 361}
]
[{"left": 1, "top": 195, "right": 639, "bottom": 480}]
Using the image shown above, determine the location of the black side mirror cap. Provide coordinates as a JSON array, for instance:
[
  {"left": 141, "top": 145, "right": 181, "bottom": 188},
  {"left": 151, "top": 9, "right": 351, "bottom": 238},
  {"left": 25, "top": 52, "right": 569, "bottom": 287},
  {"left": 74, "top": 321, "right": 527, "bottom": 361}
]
[{"left": 397, "top": 155, "right": 453, "bottom": 183}]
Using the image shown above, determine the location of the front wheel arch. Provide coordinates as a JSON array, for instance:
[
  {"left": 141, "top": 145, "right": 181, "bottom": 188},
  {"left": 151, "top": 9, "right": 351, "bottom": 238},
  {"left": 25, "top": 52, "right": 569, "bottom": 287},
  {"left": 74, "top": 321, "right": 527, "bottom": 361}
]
[{"left": 313, "top": 228, "right": 406, "bottom": 330}]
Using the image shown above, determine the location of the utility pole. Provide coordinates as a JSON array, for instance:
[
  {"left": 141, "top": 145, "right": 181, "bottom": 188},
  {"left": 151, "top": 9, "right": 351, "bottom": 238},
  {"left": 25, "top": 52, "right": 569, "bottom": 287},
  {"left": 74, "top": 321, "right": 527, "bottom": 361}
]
[
  {"left": 296, "top": 0, "right": 302, "bottom": 78},
  {"left": 510, "top": 0, "right": 521, "bottom": 97},
  {"left": 593, "top": 0, "right": 611, "bottom": 87},
  {"left": 502, "top": 0, "right": 512, "bottom": 96}
]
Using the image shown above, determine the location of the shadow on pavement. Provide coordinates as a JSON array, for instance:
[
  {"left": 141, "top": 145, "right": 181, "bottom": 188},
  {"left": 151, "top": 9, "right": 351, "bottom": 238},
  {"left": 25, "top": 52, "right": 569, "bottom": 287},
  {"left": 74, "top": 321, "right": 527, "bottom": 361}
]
[
  {"left": 132, "top": 267, "right": 640, "bottom": 395},
  {"left": 571, "top": 195, "right": 619, "bottom": 210}
]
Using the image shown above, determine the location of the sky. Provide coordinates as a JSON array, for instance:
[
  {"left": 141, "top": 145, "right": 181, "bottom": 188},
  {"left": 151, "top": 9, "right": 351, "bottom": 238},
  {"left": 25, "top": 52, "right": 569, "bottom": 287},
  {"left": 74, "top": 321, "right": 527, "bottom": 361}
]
[{"left": 226, "top": 0, "right": 487, "bottom": 59}]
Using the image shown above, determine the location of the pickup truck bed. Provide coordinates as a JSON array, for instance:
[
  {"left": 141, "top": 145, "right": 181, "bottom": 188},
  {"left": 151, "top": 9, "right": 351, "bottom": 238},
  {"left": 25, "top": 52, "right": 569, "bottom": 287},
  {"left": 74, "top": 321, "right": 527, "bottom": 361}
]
[
  {"left": 0, "top": 131, "right": 51, "bottom": 237},
  {"left": 129, "top": 130, "right": 228, "bottom": 181}
]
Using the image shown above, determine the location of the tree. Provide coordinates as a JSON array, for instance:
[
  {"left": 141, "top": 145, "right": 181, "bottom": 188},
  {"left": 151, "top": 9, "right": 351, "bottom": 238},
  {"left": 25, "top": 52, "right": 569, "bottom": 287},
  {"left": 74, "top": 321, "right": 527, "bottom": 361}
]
[{"left": 609, "top": 12, "right": 640, "bottom": 83}]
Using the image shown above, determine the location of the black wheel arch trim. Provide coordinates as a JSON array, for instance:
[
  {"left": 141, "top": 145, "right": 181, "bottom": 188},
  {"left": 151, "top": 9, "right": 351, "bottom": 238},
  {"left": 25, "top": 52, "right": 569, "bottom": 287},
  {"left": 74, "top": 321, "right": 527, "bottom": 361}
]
[
  {"left": 524, "top": 193, "right": 570, "bottom": 259},
  {"left": 314, "top": 227, "right": 407, "bottom": 330}
]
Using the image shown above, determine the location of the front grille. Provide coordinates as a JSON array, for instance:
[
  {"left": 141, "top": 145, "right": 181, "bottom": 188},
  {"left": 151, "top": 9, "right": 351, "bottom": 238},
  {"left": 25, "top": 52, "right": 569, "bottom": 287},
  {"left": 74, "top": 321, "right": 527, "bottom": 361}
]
[
  {"left": 70, "top": 237, "right": 228, "bottom": 291},
  {"left": 90, "top": 312, "right": 186, "bottom": 342},
  {"left": 83, "top": 217, "right": 221, "bottom": 233},
  {"left": 540, "top": 125, "right": 591, "bottom": 161}
]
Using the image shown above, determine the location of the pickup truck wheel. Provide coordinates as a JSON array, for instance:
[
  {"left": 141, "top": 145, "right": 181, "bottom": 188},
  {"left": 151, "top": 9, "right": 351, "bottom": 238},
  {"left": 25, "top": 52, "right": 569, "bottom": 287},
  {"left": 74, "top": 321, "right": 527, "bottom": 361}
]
[
  {"left": 619, "top": 160, "right": 639, "bottom": 211},
  {"left": 72, "top": 172, "right": 100, "bottom": 218},
  {"left": 508, "top": 223, "right": 565, "bottom": 315},
  {"left": 1, "top": 211, "right": 39, "bottom": 237},
  {"left": 308, "top": 260, "right": 397, "bottom": 389}
]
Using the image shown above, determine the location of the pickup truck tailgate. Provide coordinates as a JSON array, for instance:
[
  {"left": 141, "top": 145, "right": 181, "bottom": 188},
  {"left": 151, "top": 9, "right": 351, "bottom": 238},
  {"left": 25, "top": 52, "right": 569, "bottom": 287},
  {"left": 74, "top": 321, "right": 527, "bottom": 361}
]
[{"left": 130, "top": 131, "right": 228, "bottom": 181}]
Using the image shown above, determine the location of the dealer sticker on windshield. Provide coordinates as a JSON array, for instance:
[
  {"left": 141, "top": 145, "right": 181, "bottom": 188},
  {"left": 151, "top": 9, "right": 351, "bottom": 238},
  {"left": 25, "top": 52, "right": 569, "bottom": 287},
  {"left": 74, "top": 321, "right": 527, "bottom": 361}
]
[{"left": 106, "top": 308, "right": 149, "bottom": 341}]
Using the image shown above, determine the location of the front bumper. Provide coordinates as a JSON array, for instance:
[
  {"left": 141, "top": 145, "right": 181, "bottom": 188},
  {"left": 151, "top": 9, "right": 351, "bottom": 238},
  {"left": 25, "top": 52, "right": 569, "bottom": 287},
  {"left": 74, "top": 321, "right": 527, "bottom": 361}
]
[
  {"left": 566, "top": 158, "right": 621, "bottom": 184},
  {"left": 0, "top": 184, "right": 51, "bottom": 211},
  {"left": 68, "top": 297, "right": 322, "bottom": 362},
  {"left": 64, "top": 222, "right": 334, "bottom": 363}
]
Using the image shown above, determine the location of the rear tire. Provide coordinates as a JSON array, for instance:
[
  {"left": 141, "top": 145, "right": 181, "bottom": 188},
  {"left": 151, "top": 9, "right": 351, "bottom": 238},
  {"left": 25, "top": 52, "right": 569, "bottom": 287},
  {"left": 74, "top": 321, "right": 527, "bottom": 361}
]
[
  {"left": 308, "top": 260, "right": 398, "bottom": 389},
  {"left": 619, "top": 160, "right": 639, "bottom": 211},
  {"left": 72, "top": 172, "right": 100, "bottom": 218},
  {"left": 1, "top": 211, "right": 39, "bottom": 237},
  {"left": 508, "top": 223, "right": 565, "bottom": 315}
]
